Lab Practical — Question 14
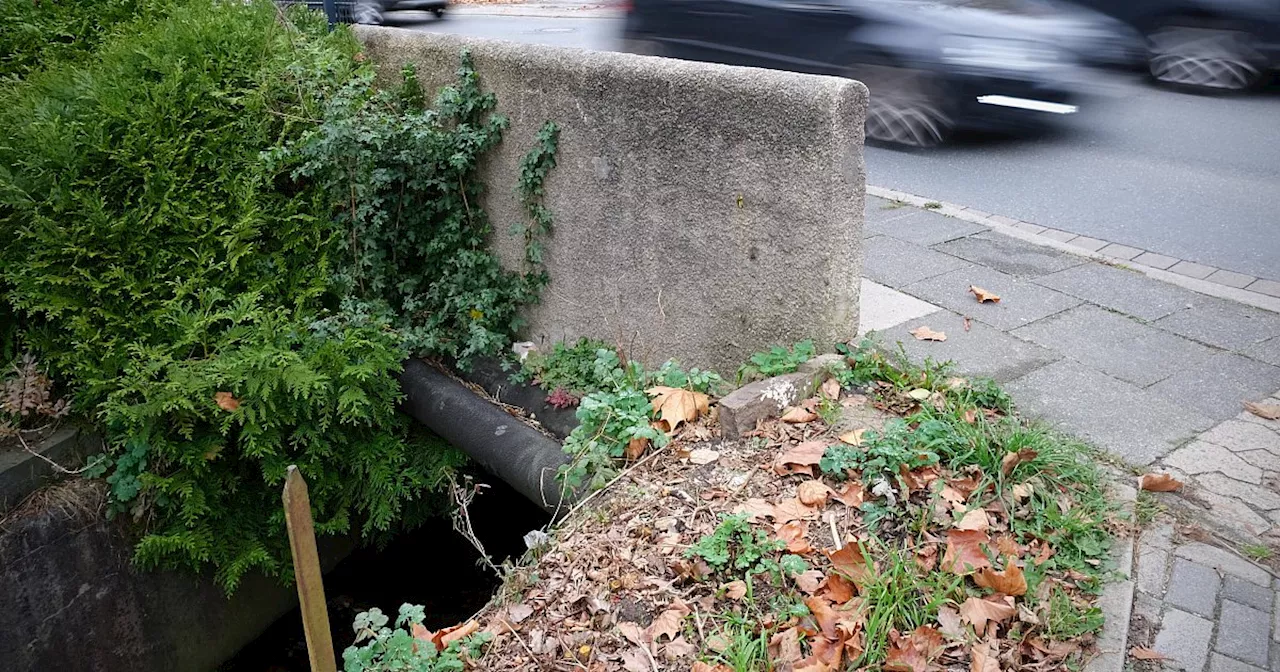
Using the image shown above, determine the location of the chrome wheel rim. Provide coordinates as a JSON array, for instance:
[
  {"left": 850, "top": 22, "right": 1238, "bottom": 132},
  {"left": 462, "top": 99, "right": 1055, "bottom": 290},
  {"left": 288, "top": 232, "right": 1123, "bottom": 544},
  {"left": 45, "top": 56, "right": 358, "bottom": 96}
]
[
  {"left": 856, "top": 65, "right": 953, "bottom": 148},
  {"left": 353, "top": 0, "right": 383, "bottom": 24},
  {"left": 1149, "top": 27, "right": 1261, "bottom": 90}
]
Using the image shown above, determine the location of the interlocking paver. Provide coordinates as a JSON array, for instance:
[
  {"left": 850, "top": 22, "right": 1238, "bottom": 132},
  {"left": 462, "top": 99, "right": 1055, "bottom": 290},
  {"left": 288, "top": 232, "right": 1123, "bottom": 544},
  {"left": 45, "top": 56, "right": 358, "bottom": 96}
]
[
  {"left": 1209, "top": 653, "right": 1268, "bottom": 672},
  {"left": 1012, "top": 305, "right": 1216, "bottom": 387},
  {"left": 879, "top": 311, "right": 1059, "bottom": 383},
  {"left": 1192, "top": 490, "right": 1274, "bottom": 533},
  {"left": 1155, "top": 296, "right": 1280, "bottom": 352},
  {"left": 1223, "top": 576, "right": 1274, "bottom": 612},
  {"left": 1164, "top": 440, "right": 1263, "bottom": 484},
  {"left": 1216, "top": 600, "right": 1271, "bottom": 667},
  {"left": 902, "top": 265, "right": 1082, "bottom": 331},
  {"left": 866, "top": 208, "right": 986, "bottom": 246},
  {"left": 1202, "top": 421, "right": 1280, "bottom": 457},
  {"left": 863, "top": 235, "right": 972, "bottom": 288},
  {"left": 1175, "top": 543, "right": 1272, "bottom": 586},
  {"left": 932, "top": 231, "right": 1085, "bottom": 278},
  {"left": 1136, "top": 545, "right": 1170, "bottom": 596},
  {"left": 1155, "top": 608, "right": 1214, "bottom": 672},
  {"left": 1035, "top": 263, "right": 1201, "bottom": 322},
  {"left": 1149, "top": 354, "right": 1280, "bottom": 422},
  {"left": 1166, "top": 558, "right": 1222, "bottom": 617},
  {"left": 1005, "top": 360, "right": 1213, "bottom": 465}
]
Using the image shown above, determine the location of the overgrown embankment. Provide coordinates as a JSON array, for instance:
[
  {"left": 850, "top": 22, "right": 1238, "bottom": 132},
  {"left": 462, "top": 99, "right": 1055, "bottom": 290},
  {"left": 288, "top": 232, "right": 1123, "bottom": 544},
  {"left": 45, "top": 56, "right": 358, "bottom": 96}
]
[{"left": 0, "top": 0, "right": 555, "bottom": 591}]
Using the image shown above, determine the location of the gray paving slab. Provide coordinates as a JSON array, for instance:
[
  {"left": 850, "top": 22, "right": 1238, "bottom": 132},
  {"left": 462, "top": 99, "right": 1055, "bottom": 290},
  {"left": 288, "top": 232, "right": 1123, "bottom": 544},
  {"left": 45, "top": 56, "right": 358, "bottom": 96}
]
[
  {"left": 865, "top": 197, "right": 917, "bottom": 225},
  {"left": 1099, "top": 243, "right": 1144, "bottom": 260},
  {"left": 1004, "top": 359, "right": 1214, "bottom": 465},
  {"left": 865, "top": 208, "right": 987, "bottom": 246},
  {"left": 857, "top": 279, "right": 941, "bottom": 336},
  {"left": 931, "top": 231, "right": 1087, "bottom": 278},
  {"left": 1202, "top": 420, "right": 1280, "bottom": 457},
  {"left": 1011, "top": 305, "right": 1218, "bottom": 387},
  {"left": 1216, "top": 600, "right": 1272, "bottom": 667},
  {"left": 1223, "top": 576, "right": 1274, "bottom": 612},
  {"left": 1171, "top": 260, "right": 1217, "bottom": 279},
  {"left": 1071, "top": 235, "right": 1108, "bottom": 251},
  {"left": 1244, "top": 337, "right": 1280, "bottom": 367},
  {"left": 1175, "top": 543, "right": 1272, "bottom": 586},
  {"left": 1134, "top": 252, "right": 1180, "bottom": 270},
  {"left": 1207, "top": 269, "right": 1259, "bottom": 289},
  {"left": 1165, "top": 558, "right": 1222, "bottom": 617},
  {"left": 902, "top": 265, "right": 1083, "bottom": 331},
  {"left": 1148, "top": 353, "right": 1280, "bottom": 422},
  {"left": 1209, "top": 653, "right": 1268, "bottom": 672},
  {"left": 863, "top": 235, "right": 973, "bottom": 288},
  {"left": 1164, "top": 440, "right": 1263, "bottom": 484},
  {"left": 1137, "top": 545, "right": 1170, "bottom": 597},
  {"left": 1155, "top": 608, "right": 1215, "bottom": 672},
  {"left": 1247, "top": 279, "right": 1280, "bottom": 298},
  {"left": 1154, "top": 297, "right": 1280, "bottom": 352},
  {"left": 877, "top": 311, "right": 1061, "bottom": 383},
  {"left": 1035, "top": 263, "right": 1202, "bottom": 322}
]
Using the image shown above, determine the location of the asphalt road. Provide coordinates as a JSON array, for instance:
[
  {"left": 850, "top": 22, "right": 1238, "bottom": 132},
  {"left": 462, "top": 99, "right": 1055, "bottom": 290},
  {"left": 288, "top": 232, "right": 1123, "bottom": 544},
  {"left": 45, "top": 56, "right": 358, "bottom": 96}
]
[{"left": 398, "top": 11, "right": 1280, "bottom": 279}]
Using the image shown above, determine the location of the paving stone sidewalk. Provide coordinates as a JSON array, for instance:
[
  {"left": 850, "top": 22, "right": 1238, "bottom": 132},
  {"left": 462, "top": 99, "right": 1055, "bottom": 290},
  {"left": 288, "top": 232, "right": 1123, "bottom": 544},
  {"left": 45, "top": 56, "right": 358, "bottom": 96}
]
[{"left": 858, "top": 194, "right": 1280, "bottom": 672}]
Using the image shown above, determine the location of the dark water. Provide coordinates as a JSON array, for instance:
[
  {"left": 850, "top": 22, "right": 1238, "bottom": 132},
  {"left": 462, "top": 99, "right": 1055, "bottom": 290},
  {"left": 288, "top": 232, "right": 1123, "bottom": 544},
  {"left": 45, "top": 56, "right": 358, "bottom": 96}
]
[{"left": 220, "top": 475, "right": 549, "bottom": 672}]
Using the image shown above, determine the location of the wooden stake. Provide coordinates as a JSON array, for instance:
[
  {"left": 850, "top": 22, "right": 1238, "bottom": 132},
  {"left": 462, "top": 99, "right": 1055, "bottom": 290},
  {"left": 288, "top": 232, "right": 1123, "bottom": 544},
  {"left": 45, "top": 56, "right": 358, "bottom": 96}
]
[{"left": 283, "top": 465, "right": 338, "bottom": 672}]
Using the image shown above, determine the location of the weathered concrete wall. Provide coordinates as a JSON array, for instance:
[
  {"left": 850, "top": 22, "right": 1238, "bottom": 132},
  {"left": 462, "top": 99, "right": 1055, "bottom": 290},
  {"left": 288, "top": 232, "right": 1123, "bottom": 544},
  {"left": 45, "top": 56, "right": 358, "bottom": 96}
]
[{"left": 357, "top": 29, "right": 867, "bottom": 374}]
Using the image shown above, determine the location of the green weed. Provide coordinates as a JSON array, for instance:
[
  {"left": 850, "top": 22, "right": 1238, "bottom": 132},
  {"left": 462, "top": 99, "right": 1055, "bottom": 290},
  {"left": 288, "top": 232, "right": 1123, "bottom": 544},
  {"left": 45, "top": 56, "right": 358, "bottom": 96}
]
[
  {"left": 687, "top": 514, "right": 784, "bottom": 578},
  {"left": 1242, "top": 544, "right": 1273, "bottom": 561},
  {"left": 737, "top": 340, "right": 816, "bottom": 384},
  {"left": 855, "top": 543, "right": 965, "bottom": 666}
]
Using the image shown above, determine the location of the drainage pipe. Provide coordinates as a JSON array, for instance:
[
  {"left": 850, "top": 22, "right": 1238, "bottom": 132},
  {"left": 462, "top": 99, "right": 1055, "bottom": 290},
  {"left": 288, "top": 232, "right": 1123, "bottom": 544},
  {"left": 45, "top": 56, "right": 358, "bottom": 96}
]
[{"left": 398, "top": 359, "right": 572, "bottom": 514}]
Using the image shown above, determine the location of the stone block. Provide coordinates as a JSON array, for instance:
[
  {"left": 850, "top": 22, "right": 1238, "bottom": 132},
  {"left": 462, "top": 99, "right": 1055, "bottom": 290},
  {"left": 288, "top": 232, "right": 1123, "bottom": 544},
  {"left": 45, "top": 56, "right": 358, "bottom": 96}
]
[
  {"left": 1175, "top": 543, "right": 1271, "bottom": 586},
  {"left": 1011, "top": 304, "right": 1216, "bottom": 387},
  {"left": 1098, "top": 243, "right": 1144, "bottom": 260},
  {"left": 1222, "top": 576, "right": 1273, "bottom": 612},
  {"left": 864, "top": 235, "right": 972, "bottom": 288},
  {"left": 1070, "top": 236, "right": 1107, "bottom": 251},
  {"left": 357, "top": 29, "right": 868, "bottom": 375},
  {"left": 719, "top": 372, "right": 817, "bottom": 438},
  {"left": 880, "top": 311, "right": 1059, "bottom": 383},
  {"left": 1004, "top": 360, "right": 1213, "bottom": 465},
  {"left": 856, "top": 279, "right": 941, "bottom": 336},
  {"left": 1133, "top": 252, "right": 1180, "bottom": 270},
  {"left": 1206, "top": 269, "right": 1258, "bottom": 289},
  {"left": 1154, "top": 296, "right": 1280, "bottom": 352},
  {"left": 1040, "top": 228, "right": 1078, "bottom": 243},
  {"left": 1136, "top": 546, "right": 1169, "bottom": 597},
  {"left": 1165, "top": 558, "right": 1222, "bottom": 617},
  {"left": 1170, "top": 260, "right": 1216, "bottom": 279},
  {"left": 932, "top": 231, "right": 1086, "bottom": 278},
  {"left": 1154, "top": 608, "right": 1214, "bottom": 672},
  {"left": 1148, "top": 354, "right": 1280, "bottom": 422},
  {"left": 1236, "top": 449, "right": 1280, "bottom": 472},
  {"left": 1246, "top": 279, "right": 1280, "bottom": 298},
  {"left": 1203, "top": 420, "right": 1280, "bottom": 457},
  {"left": 866, "top": 208, "right": 985, "bottom": 246},
  {"left": 1035, "top": 263, "right": 1201, "bottom": 321},
  {"left": 903, "top": 265, "right": 1083, "bottom": 331},
  {"left": 1164, "top": 440, "right": 1263, "bottom": 484},
  {"left": 1085, "top": 579, "right": 1133, "bottom": 672},
  {"left": 1215, "top": 601, "right": 1271, "bottom": 667}
]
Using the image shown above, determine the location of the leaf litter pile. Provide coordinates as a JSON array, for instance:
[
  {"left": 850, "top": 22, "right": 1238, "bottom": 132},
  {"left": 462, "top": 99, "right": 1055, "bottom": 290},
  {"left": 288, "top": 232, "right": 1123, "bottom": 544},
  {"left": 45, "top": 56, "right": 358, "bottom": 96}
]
[{"left": 458, "top": 347, "right": 1121, "bottom": 671}]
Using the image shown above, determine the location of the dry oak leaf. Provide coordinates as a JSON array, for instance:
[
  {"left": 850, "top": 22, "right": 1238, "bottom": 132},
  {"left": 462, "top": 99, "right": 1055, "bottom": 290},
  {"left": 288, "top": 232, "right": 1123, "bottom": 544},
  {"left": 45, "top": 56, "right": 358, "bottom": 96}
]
[
  {"left": 799, "top": 480, "right": 835, "bottom": 506},
  {"left": 937, "top": 606, "right": 964, "bottom": 639},
  {"left": 959, "top": 595, "right": 1016, "bottom": 637},
  {"left": 971, "top": 638, "right": 1001, "bottom": 672},
  {"left": 910, "top": 326, "right": 948, "bottom": 342},
  {"left": 214, "top": 391, "right": 240, "bottom": 412},
  {"left": 625, "top": 436, "right": 649, "bottom": 460},
  {"left": 770, "top": 626, "right": 805, "bottom": 663},
  {"left": 943, "top": 529, "right": 994, "bottom": 574},
  {"left": 884, "top": 626, "right": 945, "bottom": 672},
  {"left": 506, "top": 603, "right": 534, "bottom": 624},
  {"left": 833, "top": 481, "right": 867, "bottom": 507},
  {"left": 436, "top": 620, "right": 480, "bottom": 649},
  {"left": 774, "top": 497, "right": 821, "bottom": 522},
  {"left": 826, "top": 543, "right": 873, "bottom": 586},
  {"left": 722, "top": 580, "right": 748, "bottom": 600},
  {"left": 795, "top": 569, "right": 825, "bottom": 594},
  {"left": 818, "top": 573, "right": 857, "bottom": 604},
  {"left": 620, "top": 649, "right": 651, "bottom": 672},
  {"left": 646, "top": 600, "right": 691, "bottom": 643},
  {"left": 805, "top": 596, "right": 842, "bottom": 639},
  {"left": 1139, "top": 472, "right": 1183, "bottom": 492},
  {"left": 1129, "top": 647, "right": 1169, "bottom": 661},
  {"left": 973, "top": 559, "right": 1027, "bottom": 596},
  {"left": 1000, "top": 448, "right": 1037, "bottom": 477},
  {"left": 777, "top": 520, "right": 814, "bottom": 554},
  {"left": 774, "top": 440, "right": 828, "bottom": 476},
  {"left": 782, "top": 398, "right": 821, "bottom": 424},
  {"left": 969, "top": 285, "right": 1001, "bottom": 303},
  {"left": 1244, "top": 400, "right": 1280, "bottom": 420},
  {"left": 664, "top": 635, "right": 696, "bottom": 659},
  {"left": 821, "top": 377, "right": 841, "bottom": 400},
  {"left": 838, "top": 428, "right": 867, "bottom": 446},
  {"left": 736, "top": 498, "right": 777, "bottom": 522},
  {"left": 647, "top": 386, "right": 710, "bottom": 431},
  {"left": 954, "top": 508, "right": 990, "bottom": 532}
]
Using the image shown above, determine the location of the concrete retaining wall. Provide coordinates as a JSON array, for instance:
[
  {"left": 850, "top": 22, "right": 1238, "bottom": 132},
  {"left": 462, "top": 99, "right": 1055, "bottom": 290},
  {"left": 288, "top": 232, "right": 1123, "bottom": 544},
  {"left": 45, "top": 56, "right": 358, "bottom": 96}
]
[{"left": 357, "top": 29, "right": 868, "bottom": 374}]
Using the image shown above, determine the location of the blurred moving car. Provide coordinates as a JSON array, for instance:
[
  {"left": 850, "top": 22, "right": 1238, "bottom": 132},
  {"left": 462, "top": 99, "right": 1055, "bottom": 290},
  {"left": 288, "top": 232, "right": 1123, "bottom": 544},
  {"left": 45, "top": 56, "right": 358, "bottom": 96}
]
[
  {"left": 281, "top": 0, "right": 448, "bottom": 24},
  {"left": 1061, "top": 0, "right": 1280, "bottom": 90},
  {"left": 620, "top": 0, "right": 1122, "bottom": 147}
]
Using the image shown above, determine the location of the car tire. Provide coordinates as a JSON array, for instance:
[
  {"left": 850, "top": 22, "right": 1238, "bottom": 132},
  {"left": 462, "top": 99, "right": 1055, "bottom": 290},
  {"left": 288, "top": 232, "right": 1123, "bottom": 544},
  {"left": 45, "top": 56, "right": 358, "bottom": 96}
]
[
  {"left": 432, "top": 7, "right": 444, "bottom": 18},
  {"left": 353, "top": 0, "right": 384, "bottom": 24},
  {"left": 1146, "top": 22, "right": 1263, "bottom": 91},
  {"left": 850, "top": 62, "right": 953, "bottom": 148}
]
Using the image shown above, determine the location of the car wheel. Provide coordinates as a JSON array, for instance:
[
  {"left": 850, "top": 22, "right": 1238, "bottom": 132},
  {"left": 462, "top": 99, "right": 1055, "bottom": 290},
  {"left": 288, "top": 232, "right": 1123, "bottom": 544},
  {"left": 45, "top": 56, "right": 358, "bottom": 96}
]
[
  {"left": 432, "top": 7, "right": 444, "bottom": 18},
  {"left": 353, "top": 0, "right": 384, "bottom": 24},
  {"left": 851, "top": 63, "right": 953, "bottom": 148},
  {"left": 1147, "top": 23, "right": 1262, "bottom": 91}
]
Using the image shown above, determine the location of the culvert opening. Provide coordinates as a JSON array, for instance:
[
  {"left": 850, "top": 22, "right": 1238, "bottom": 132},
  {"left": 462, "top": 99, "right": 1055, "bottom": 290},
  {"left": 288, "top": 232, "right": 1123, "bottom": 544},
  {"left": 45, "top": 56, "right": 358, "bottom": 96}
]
[{"left": 220, "top": 472, "right": 550, "bottom": 671}]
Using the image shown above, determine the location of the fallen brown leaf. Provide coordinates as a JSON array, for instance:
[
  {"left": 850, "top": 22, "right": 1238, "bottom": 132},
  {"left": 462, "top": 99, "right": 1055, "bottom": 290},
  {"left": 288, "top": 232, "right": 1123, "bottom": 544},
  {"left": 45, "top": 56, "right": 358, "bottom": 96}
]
[
  {"left": 821, "top": 377, "right": 841, "bottom": 400},
  {"left": 1129, "top": 646, "right": 1169, "bottom": 661},
  {"left": 687, "top": 448, "right": 719, "bottom": 465},
  {"left": 782, "top": 400, "right": 821, "bottom": 424},
  {"left": 777, "top": 520, "right": 814, "bottom": 554},
  {"left": 937, "top": 606, "right": 964, "bottom": 639},
  {"left": 832, "top": 481, "right": 866, "bottom": 507},
  {"left": 625, "top": 437, "right": 648, "bottom": 460},
  {"left": 969, "top": 285, "right": 1001, "bottom": 303},
  {"left": 647, "top": 386, "right": 710, "bottom": 431},
  {"left": 826, "top": 544, "right": 873, "bottom": 586},
  {"left": 963, "top": 316, "right": 972, "bottom": 331},
  {"left": 963, "top": 408, "right": 978, "bottom": 424},
  {"left": 437, "top": 620, "right": 480, "bottom": 649},
  {"left": 1012, "top": 483, "right": 1034, "bottom": 502},
  {"left": 1244, "top": 400, "right": 1280, "bottom": 420},
  {"left": 795, "top": 569, "right": 825, "bottom": 594},
  {"left": 620, "top": 649, "right": 650, "bottom": 672},
  {"left": 1000, "top": 448, "right": 1038, "bottom": 476},
  {"left": 910, "top": 326, "right": 947, "bottom": 342},
  {"left": 973, "top": 558, "right": 1028, "bottom": 596},
  {"left": 774, "top": 441, "right": 828, "bottom": 476},
  {"left": 943, "top": 529, "right": 993, "bottom": 574},
  {"left": 722, "top": 580, "right": 748, "bottom": 601},
  {"left": 774, "top": 497, "right": 821, "bottom": 522},
  {"left": 692, "top": 662, "right": 734, "bottom": 672},
  {"left": 770, "top": 626, "right": 804, "bottom": 663},
  {"left": 805, "top": 596, "right": 841, "bottom": 639},
  {"left": 959, "top": 596, "right": 1016, "bottom": 637},
  {"left": 884, "top": 626, "right": 945, "bottom": 672},
  {"left": 838, "top": 428, "right": 867, "bottom": 445},
  {"left": 736, "top": 498, "right": 776, "bottom": 522},
  {"left": 1139, "top": 472, "right": 1183, "bottom": 492},
  {"left": 818, "top": 573, "right": 856, "bottom": 604},
  {"left": 507, "top": 603, "right": 534, "bottom": 624},
  {"left": 971, "top": 638, "right": 1001, "bottom": 672},
  {"left": 954, "top": 508, "right": 990, "bottom": 532},
  {"left": 618, "top": 622, "right": 645, "bottom": 647},
  {"left": 799, "top": 480, "right": 834, "bottom": 506},
  {"left": 645, "top": 600, "right": 691, "bottom": 643},
  {"left": 214, "top": 391, "right": 240, "bottom": 412}
]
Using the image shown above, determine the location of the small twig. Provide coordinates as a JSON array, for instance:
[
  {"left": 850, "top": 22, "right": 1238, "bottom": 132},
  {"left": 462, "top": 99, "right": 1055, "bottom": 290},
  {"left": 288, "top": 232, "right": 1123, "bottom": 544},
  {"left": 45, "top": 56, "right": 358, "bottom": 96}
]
[
  {"left": 16, "top": 431, "right": 104, "bottom": 476},
  {"left": 556, "top": 443, "right": 671, "bottom": 534},
  {"left": 826, "top": 511, "right": 843, "bottom": 550},
  {"left": 640, "top": 639, "right": 660, "bottom": 672},
  {"left": 448, "top": 475, "right": 504, "bottom": 576},
  {"left": 691, "top": 604, "right": 707, "bottom": 644}
]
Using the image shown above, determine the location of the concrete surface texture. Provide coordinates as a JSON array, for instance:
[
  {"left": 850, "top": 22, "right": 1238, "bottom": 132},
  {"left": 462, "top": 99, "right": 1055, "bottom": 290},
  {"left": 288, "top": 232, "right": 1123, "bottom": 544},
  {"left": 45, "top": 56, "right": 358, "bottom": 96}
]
[{"left": 356, "top": 27, "right": 868, "bottom": 374}]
